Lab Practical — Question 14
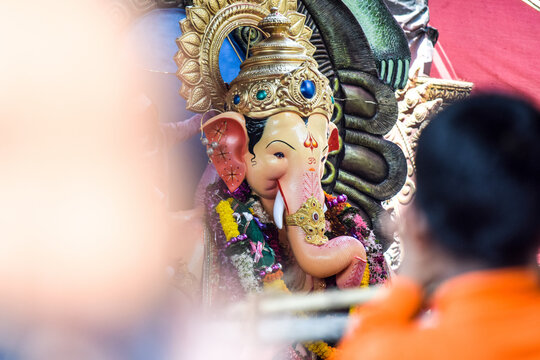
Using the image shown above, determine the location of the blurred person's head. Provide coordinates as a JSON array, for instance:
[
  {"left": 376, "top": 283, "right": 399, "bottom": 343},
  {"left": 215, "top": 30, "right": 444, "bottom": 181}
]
[{"left": 405, "top": 93, "right": 540, "bottom": 278}]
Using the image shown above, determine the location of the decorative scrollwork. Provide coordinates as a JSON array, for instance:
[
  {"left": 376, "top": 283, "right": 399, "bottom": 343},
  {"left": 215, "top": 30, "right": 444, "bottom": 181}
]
[
  {"left": 285, "top": 197, "right": 328, "bottom": 245},
  {"left": 382, "top": 69, "right": 473, "bottom": 269}
]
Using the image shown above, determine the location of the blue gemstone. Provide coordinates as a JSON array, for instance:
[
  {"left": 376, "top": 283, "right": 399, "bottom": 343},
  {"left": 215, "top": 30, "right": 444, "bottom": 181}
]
[
  {"left": 233, "top": 94, "right": 240, "bottom": 105},
  {"left": 331, "top": 95, "right": 335, "bottom": 104},
  {"left": 300, "top": 80, "right": 316, "bottom": 99}
]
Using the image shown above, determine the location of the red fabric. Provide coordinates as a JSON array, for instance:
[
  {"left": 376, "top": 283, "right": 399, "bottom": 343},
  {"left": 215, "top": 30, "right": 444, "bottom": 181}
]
[{"left": 429, "top": 1, "right": 540, "bottom": 107}]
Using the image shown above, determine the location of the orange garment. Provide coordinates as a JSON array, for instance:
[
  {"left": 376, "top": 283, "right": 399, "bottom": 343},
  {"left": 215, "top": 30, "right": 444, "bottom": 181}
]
[{"left": 337, "top": 269, "right": 540, "bottom": 360}]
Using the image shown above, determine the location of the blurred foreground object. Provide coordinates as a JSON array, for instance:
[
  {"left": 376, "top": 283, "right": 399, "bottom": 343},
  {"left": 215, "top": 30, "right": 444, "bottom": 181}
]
[
  {"left": 338, "top": 94, "right": 540, "bottom": 360},
  {"left": 0, "top": 1, "right": 172, "bottom": 358},
  {"left": 172, "top": 286, "right": 379, "bottom": 360}
]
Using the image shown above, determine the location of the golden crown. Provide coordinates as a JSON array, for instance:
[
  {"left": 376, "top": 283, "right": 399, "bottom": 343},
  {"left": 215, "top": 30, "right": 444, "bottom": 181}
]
[
  {"left": 175, "top": 1, "right": 334, "bottom": 120},
  {"left": 226, "top": 8, "right": 334, "bottom": 119}
]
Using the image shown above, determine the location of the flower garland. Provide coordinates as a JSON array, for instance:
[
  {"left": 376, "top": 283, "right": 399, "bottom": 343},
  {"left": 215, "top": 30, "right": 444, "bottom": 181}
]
[
  {"left": 215, "top": 199, "right": 240, "bottom": 241},
  {"left": 208, "top": 182, "right": 287, "bottom": 295},
  {"left": 306, "top": 341, "right": 338, "bottom": 360},
  {"left": 230, "top": 251, "right": 262, "bottom": 293},
  {"left": 324, "top": 193, "right": 388, "bottom": 285},
  {"left": 205, "top": 181, "right": 386, "bottom": 359},
  {"left": 360, "top": 263, "right": 370, "bottom": 288}
]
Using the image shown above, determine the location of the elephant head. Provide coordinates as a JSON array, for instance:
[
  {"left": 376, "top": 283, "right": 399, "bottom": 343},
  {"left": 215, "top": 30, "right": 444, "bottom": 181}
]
[{"left": 203, "top": 110, "right": 367, "bottom": 289}]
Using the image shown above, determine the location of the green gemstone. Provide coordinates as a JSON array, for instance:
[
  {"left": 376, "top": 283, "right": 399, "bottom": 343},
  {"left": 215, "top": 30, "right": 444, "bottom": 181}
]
[
  {"left": 331, "top": 96, "right": 335, "bottom": 104},
  {"left": 256, "top": 90, "right": 267, "bottom": 100}
]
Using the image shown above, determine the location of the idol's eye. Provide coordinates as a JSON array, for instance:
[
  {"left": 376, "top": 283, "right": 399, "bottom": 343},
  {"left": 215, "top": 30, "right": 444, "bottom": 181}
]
[
  {"left": 321, "top": 156, "right": 326, "bottom": 163},
  {"left": 274, "top": 152, "right": 285, "bottom": 159}
]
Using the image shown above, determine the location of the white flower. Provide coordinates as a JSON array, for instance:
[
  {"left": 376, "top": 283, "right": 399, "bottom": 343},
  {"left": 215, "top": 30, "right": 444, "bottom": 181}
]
[
  {"left": 230, "top": 250, "right": 262, "bottom": 293},
  {"left": 242, "top": 212, "right": 254, "bottom": 222}
]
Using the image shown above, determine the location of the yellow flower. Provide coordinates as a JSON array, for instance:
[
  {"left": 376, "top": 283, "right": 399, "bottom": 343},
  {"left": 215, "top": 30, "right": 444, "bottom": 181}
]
[
  {"left": 360, "top": 263, "right": 370, "bottom": 288},
  {"left": 306, "top": 341, "right": 337, "bottom": 360},
  {"left": 216, "top": 200, "right": 240, "bottom": 241},
  {"left": 263, "top": 278, "right": 290, "bottom": 293}
]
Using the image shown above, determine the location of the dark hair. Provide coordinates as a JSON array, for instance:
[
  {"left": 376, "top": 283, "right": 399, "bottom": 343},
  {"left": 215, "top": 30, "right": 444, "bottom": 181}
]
[
  {"left": 245, "top": 116, "right": 268, "bottom": 157},
  {"left": 245, "top": 115, "right": 308, "bottom": 157},
  {"left": 415, "top": 94, "right": 540, "bottom": 267}
]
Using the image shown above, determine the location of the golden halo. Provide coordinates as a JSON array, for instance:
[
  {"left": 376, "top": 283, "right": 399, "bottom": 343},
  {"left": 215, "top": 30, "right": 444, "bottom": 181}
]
[{"left": 175, "top": 0, "right": 315, "bottom": 113}]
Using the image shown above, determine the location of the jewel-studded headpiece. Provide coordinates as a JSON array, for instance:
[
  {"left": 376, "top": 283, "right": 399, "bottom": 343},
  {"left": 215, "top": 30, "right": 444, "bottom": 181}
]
[
  {"left": 226, "top": 8, "right": 334, "bottom": 119},
  {"left": 175, "top": 1, "right": 334, "bottom": 120}
]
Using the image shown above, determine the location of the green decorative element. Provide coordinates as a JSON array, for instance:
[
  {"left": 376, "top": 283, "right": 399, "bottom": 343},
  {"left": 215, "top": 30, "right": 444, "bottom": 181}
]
[
  {"left": 321, "top": 161, "right": 336, "bottom": 185},
  {"left": 230, "top": 198, "right": 275, "bottom": 268},
  {"left": 256, "top": 90, "right": 267, "bottom": 100},
  {"left": 332, "top": 77, "right": 340, "bottom": 93},
  {"left": 379, "top": 59, "right": 387, "bottom": 82},
  {"left": 301, "top": 0, "right": 379, "bottom": 75},
  {"left": 339, "top": 70, "right": 399, "bottom": 135},
  {"left": 332, "top": 102, "right": 343, "bottom": 125},
  {"left": 341, "top": 130, "right": 406, "bottom": 200},
  {"left": 331, "top": 78, "right": 343, "bottom": 125},
  {"left": 385, "top": 59, "right": 394, "bottom": 85},
  {"left": 339, "top": 0, "right": 410, "bottom": 90},
  {"left": 393, "top": 58, "right": 404, "bottom": 90}
]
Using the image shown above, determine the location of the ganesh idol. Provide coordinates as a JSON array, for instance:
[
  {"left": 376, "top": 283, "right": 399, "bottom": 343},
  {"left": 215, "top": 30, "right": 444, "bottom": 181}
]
[{"left": 175, "top": 1, "right": 388, "bottom": 302}]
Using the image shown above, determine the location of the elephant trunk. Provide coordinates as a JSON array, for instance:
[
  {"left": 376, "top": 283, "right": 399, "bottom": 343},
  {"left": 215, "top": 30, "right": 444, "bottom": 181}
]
[{"left": 274, "top": 172, "right": 367, "bottom": 288}]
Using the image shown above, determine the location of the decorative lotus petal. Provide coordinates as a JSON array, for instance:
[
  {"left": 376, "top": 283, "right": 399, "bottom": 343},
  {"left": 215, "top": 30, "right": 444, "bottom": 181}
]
[
  {"left": 207, "top": 0, "right": 228, "bottom": 14},
  {"left": 188, "top": 86, "right": 211, "bottom": 112},
  {"left": 179, "top": 59, "right": 202, "bottom": 86},
  {"left": 300, "top": 26, "right": 313, "bottom": 41},
  {"left": 298, "top": 39, "right": 316, "bottom": 57},
  {"left": 179, "top": 83, "right": 192, "bottom": 100},
  {"left": 180, "top": 19, "right": 195, "bottom": 35},
  {"left": 189, "top": 7, "right": 210, "bottom": 33},
  {"left": 178, "top": 32, "right": 201, "bottom": 58},
  {"left": 287, "top": 13, "right": 306, "bottom": 37}
]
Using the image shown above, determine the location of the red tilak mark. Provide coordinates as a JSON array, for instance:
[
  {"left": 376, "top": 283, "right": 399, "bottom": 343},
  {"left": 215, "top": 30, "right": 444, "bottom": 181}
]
[
  {"left": 303, "top": 133, "right": 318, "bottom": 152},
  {"left": 277, "top": 180, "right": 290, "bottom": 214}
]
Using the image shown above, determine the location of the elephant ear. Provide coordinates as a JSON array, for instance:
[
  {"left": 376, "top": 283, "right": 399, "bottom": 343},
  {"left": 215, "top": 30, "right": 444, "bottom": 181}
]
[
  {"left": 202, "top": 112, "right": 247, "bottom": 193},
  {"left": 328, "top": 122, "right": 340, "bottom": 153}
]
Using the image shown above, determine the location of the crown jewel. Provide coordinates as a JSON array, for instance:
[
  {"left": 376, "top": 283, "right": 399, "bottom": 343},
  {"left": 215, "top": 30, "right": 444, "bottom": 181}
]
[{"left": 226, "top": 8, "right": 334, "bottom": 119}]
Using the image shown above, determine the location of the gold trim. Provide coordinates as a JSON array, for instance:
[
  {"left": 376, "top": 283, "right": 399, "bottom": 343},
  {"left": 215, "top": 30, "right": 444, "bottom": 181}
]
[
  {"left": 175, "top": 0, "right": 318, "bottom": 114},
  {"left": 415, "top": 76, "right": 473, "bottom": 107},
  {"left": 285, "top": 197, "right": 328, "bottom": 246}
]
